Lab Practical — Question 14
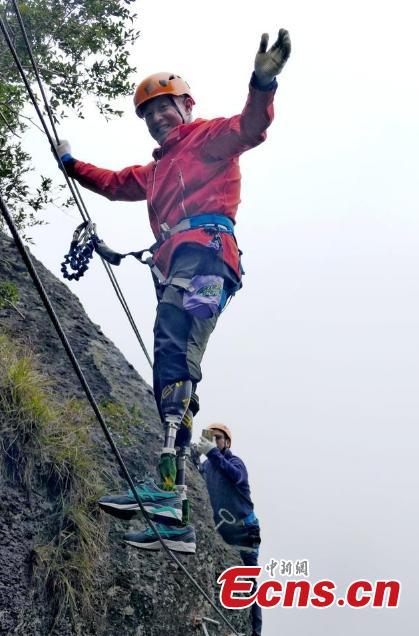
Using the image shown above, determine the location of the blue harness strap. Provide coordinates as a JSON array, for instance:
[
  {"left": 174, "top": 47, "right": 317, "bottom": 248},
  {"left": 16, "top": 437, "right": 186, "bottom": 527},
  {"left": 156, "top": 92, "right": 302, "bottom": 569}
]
[
  {"left": 158, "top": 213, "right": 234, "bottom": 242},
  {"left": 187, "top": 213, "right": 234, "bottom": 232},
  {"left": 136, "top": 213, "right": 237, "bottom": 286}
]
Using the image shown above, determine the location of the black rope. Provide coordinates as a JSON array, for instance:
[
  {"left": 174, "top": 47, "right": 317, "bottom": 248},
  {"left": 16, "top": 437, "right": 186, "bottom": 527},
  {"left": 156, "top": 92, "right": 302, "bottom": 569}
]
[
  {"left": 9, "top": 0, "right": 59, "bottom": 142},
  {"left": 0, "top": 8, "right": 152, "bottom": 368},
  {"left": 0, "top": 194, "right": 240, "bottom": 636}
]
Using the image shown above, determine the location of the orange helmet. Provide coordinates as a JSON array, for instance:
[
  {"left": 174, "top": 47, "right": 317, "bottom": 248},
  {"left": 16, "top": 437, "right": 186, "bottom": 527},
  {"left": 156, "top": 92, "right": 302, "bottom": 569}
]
[
  {"left": 134, "top": 72, "right": 195, "bottom": 116},
  {"left": 207, "top": 423, "right": 232, "bottom": 445}
]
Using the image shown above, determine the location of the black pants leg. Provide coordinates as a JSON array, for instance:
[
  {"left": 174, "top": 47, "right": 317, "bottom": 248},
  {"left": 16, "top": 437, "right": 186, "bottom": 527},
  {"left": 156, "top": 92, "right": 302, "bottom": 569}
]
[{"left": 153, "top": 283, "right": 218, "bottom": 427}]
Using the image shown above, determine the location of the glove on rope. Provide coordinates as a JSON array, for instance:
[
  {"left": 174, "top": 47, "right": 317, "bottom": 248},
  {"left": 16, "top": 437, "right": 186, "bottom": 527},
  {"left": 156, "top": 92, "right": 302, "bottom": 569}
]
[
  {"left": 196, "top": 435, "right": 216, "bottom": 456},
  {"left": 52, "top": 139, "right": 73, "bottom": 164},
  {"left": 254, "top": 28, "right": 291, "bottom": 86}
]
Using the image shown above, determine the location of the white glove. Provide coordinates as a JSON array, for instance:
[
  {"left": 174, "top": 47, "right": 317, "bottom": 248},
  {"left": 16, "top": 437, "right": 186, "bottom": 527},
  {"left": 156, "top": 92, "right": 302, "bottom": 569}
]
[
  {"left": 254, "top": 28, "right": 291, "bottom": 85},
  {"left": 196, "top": 435, "right": 216, "bottom": 456},
  {"left": 53, "top": 139, "right": 72, "bottom": 159}
]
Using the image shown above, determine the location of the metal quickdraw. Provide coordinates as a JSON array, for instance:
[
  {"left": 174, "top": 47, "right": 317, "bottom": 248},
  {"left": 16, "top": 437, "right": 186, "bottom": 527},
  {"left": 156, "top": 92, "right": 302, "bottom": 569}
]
[
  {"left": 61, "top": 221, "right": 130, "bottom": 281},
  {"left": 61, "top": 221, "right": 96, "bottom": 281}
]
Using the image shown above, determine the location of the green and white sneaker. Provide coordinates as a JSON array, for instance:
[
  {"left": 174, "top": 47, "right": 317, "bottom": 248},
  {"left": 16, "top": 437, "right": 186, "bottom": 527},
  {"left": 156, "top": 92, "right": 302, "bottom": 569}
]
[
  {"left": 123, "top": 522, "right": 196, "bottom": 554},
  {"left": 98, "top": 478, "right": 182, "bottom": 523}
]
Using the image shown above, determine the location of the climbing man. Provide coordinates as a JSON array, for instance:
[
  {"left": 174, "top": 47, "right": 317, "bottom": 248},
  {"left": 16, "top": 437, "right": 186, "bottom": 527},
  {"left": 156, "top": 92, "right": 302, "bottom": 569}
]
[
  {"left": 54, "top": 28, "right": 291, "bottom": 554},
  {"left": 194, "top": 424, "right": 262, "bottom": 636}
]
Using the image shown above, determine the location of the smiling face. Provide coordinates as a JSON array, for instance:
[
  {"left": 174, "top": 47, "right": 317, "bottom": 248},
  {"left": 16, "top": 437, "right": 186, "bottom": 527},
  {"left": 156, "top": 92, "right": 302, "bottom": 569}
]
[{"left": 141, "top": 94, "right": 193, "bottom": 145}]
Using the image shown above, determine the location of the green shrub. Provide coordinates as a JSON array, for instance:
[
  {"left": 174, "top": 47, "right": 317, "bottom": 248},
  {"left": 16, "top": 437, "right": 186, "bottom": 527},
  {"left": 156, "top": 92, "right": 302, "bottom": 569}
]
[
  {"left": 0, "top": 334, "right": 108, "bottom": 627},
  {"left": 0, "top": 281, "right": 19, "bottom": 309},
  {"left": 100, "top": 399, "right": 146, "bottom": 444}
]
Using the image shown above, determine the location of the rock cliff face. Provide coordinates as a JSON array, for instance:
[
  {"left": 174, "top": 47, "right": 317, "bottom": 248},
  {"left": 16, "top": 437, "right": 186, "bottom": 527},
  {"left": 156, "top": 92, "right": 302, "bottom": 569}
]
[{"left": 0, "top": 231, "right": 249, "bottom": 636}]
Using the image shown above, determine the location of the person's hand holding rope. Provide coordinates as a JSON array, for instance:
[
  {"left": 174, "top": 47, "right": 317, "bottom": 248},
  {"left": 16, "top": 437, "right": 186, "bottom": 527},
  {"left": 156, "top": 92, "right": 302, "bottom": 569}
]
[{"left": 254, "top": 28, "right": 291, "bottom": 86}]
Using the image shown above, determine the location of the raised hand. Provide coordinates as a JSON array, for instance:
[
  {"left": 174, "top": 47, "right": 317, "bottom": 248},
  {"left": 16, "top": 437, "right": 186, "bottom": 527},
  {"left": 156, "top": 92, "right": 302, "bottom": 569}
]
[{"left": 254, "top": 28, "right": 291, "bottom": 85}]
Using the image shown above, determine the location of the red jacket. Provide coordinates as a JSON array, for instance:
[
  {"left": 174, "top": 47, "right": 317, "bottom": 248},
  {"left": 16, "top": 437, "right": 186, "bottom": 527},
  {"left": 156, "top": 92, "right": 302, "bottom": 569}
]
[{"left": 71, "top": 77, "right": 277, "bottom": 279}]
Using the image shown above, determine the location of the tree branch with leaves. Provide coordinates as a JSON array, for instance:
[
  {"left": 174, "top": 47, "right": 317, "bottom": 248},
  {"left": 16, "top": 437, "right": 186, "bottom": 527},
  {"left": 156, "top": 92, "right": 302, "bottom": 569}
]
[{"left": 0, "top": 0, "right": 140, "bottom": 237}]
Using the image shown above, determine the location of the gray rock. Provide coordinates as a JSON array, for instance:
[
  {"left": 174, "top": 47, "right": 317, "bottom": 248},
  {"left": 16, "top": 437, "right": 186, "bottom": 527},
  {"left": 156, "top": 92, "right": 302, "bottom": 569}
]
[{"left": 0, "top": 232, "right": 250, "bottom": 636}]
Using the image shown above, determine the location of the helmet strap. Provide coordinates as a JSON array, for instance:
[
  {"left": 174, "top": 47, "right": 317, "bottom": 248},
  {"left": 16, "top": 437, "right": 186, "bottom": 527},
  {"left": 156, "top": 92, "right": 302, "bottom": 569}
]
[{"left": 169, "top": 95, "right": 185, "bottom": 123}]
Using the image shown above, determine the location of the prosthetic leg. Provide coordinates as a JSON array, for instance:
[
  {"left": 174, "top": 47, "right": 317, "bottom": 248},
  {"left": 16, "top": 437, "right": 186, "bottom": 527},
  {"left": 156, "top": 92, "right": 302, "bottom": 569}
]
[
  {"left": 159, "top": 380, "right": 192, "bottom": 493},
  {"left": 174, "top": 406, "right": 194, "bottom": 524}
]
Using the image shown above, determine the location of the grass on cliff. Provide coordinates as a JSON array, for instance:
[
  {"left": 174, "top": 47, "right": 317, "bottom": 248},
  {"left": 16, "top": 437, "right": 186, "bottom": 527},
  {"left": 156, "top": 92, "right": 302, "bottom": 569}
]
[{"left": 0, "top": 334, "right": 109, "bottom": 628}]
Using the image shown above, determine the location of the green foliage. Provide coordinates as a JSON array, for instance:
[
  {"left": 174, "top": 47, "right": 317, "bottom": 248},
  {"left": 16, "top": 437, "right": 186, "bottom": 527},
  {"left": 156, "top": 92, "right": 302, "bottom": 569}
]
[
  {"left": 100, "top": 399, "right": 146, "bottom": 444},
  {"left": 0, "top": 280, "right": 19, "bottom": 308},
  {"left": 0, "top": 334, "right": 108, "bottom": 627},
  {"left": 0, "top": 0, "right": 139, "bottom": 235},
  {"left": 0, "top": 335, "right": 51, "bottom": 482}
]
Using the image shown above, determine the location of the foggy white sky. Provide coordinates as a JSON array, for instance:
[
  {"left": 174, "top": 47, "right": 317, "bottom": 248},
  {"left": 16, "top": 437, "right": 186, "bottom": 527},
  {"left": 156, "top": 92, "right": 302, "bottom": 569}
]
[{"left": 20, "top": 0, "right": 419, "bottom": 633}]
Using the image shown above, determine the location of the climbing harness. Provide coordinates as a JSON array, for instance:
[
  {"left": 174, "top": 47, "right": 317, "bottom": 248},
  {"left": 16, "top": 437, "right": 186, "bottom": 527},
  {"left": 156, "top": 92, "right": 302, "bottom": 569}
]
[
  {"left": 61, "top": 213, "right": 235, "bottom": 282},
  {"left": 61, "top": 212, "right": 240, "bottom": 294},
  {"left": 136, "top": 213, "right": 236, "bottom": 286}
]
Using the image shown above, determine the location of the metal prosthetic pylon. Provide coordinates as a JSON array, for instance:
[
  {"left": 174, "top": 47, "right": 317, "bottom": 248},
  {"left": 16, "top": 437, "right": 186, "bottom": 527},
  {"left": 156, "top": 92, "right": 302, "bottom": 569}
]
[{"left": 159, "top": 380, "right": 192, "bottom": 492}]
